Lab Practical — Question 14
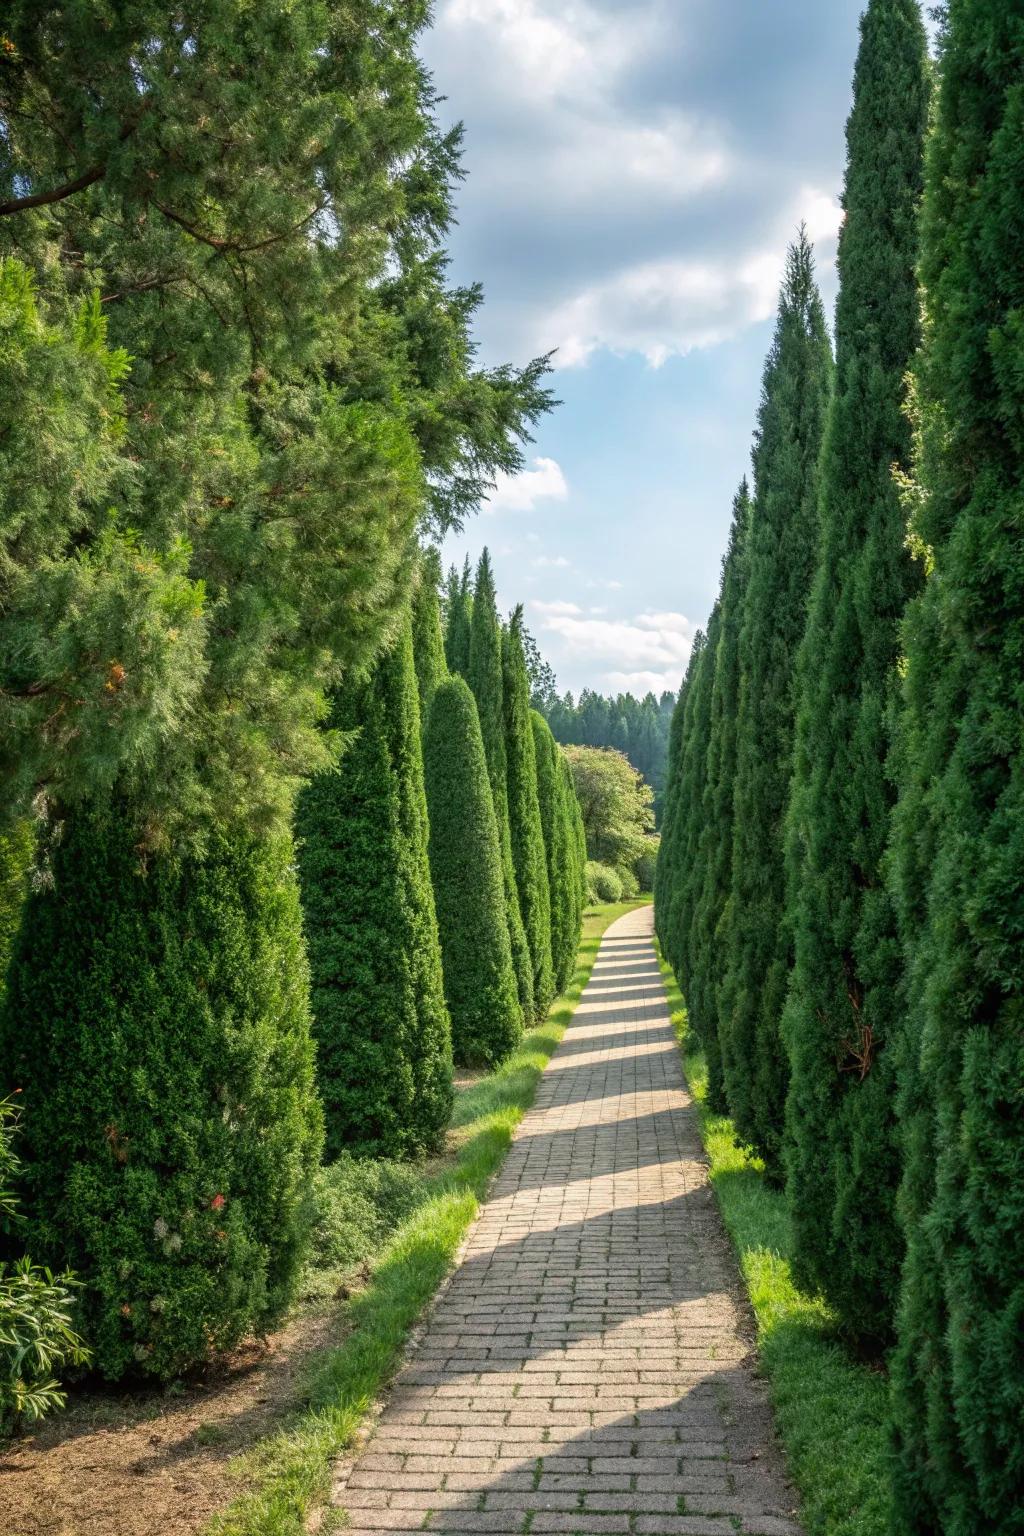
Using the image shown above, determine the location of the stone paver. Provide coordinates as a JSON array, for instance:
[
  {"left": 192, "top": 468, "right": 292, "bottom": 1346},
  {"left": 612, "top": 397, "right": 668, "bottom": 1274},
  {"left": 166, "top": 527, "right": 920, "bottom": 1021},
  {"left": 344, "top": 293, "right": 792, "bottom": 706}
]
[{"left": 333, "top": 906, "right": 801, "bottom": 1536}]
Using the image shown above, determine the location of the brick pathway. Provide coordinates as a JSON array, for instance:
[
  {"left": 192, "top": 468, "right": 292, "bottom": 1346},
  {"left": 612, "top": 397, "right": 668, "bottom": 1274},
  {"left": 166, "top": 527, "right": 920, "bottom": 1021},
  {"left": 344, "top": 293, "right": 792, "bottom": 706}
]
[{"left": 333, "top": 906, "right": 801, "bottom": 1536}]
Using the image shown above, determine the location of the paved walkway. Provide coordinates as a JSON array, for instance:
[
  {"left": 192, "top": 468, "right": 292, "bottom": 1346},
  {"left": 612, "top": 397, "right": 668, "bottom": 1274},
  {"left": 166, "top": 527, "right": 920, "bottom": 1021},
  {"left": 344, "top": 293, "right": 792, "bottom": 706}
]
[{"left": 333, "top": 906, "right": 801, "bottom": 1536}]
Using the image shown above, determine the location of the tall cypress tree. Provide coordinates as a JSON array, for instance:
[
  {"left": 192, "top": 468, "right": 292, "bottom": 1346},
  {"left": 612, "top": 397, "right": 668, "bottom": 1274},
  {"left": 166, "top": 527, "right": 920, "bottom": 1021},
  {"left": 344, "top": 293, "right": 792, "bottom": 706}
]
[
  {"left": 672, "top": 619, "right": 720, "bottom": 1060},
  {"left": 444, "top": 557, "right": 474, "bottom": 677},
  {"left": 688, "top": 482, "right": 752, "bottom": 1111},
  {"left": 781, "top": 0, "right": 929, "bottom": 1348},
  {"left": 296, "top": 618, "right": 452, "bottom": 1160},
  {"left": 722, "top": 234, "right": 833, "bottom": 1172},
  {"left": 467, "top": 550, "right": 533, "bottom": 1027},
  {"left": 411, "top": 546, "right": 449, "bottom": 724},
  {"left": 0, "top": 819, "right": 322, "bottom": 1381},
  {"left": 887, "top": 6, "right": 1024, "bottom": 1527},
  {"left": 504, "top": 609, "right": 554, "bottom": 1017},
  {"left": 558, "top": 750, "right": 589, "bottom": 941},
  {"left": 654, "top": 683, "right": 688, "bottom": 968},
  {"left": 532, "top": 713, "right": 583, "bottom": 995},
  {"left": 424, "top": 678, "right": 521, "bottom": 1065}
]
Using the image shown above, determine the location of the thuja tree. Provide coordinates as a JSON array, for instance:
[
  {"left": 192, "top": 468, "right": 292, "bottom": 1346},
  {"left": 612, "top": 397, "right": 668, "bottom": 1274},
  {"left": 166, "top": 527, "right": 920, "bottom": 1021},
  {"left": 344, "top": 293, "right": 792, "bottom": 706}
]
[
  {"left": 532, "top": 713, "right": 582, "bottom": 995},
  {"left": 782, "top": 0, "right": 928, "bottom": 1348},
  {"left": 655, "top": 636, "right": 705, "bottom": 982},
  {"left": 887, "top": 5, "right": 1024, "bottom": 1527},
  {"left": 677, "top": 612, "right": 721, "bottom": 1070},
  {"left": 0, "top": 819, "right": 322, "bottom": 1381},
  {"left": 689, "top": 484, "right": 751, "bottom": 1111},
  {"left": 653, "top": 689, "right": 687, "bottom": 966},
  {"left": 503, "top": 609, "right": 554, "bottom": 1017},
  {"left": 444, "top": 558, "right": 473, "bottom": 677},
  {"left": 467, "top": 551, "right": 533, "bottom": 1025},
  {"left": 411, "top": 547, "right": 449, "bottom": 725},
  {"left": 723, "top": 233, "right": 833, "bottom": 1171},
  {"left": 424, "top": 678, "right": 521, "bottom": 1065},
  {"left": 296, "top": 618, "right": 452, "bottom": 1160}
]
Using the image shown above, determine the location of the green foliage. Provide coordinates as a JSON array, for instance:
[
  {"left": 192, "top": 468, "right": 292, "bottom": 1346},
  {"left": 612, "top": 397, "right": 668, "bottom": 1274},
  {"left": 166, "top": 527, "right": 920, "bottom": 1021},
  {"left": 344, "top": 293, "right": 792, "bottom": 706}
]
[
  {"left": 782, "top": 0, "right": 929, "bottom": 1349},
  {"left": 531, "top": 714, "right": 577, "bottom": 994},
  {"left": 466, "top": 551, "right": 534, "bottom": 1022},
  {"left": 296, "top": 620, "right": 452, "bottom": 1158},
  {"left": 0, "top": 4, "right": 553, "bottom": 841},
  {"left": 586, "top": 862, "right": 623, "bottom": 905},
  {"left": 1, "top": 1095, "right": 90, "bottom": 1430},
  {"left": 443, "top": 558, "right": 473, "bottom": 677},
  {"left": 307, "top": 1156, "right": 427, "bottom": 1280},
  {"left": 0, "top": 819, "right": 322, "bottom": 1382},
  {"left": 634, "top": 836, "right": 659, "bottom": 895},
  {"left": 423, "top": 678, "right": 522, "bottom": 1067},
  {"left": 503, "top": 610, "right": 554, "bottom": 1017},
  {"left": 566, "top": 744, "right": 655, "bottom": 885},
  {"left": 886, "top": 5, "right": 1024, "bottom": 1528},
  {"left": 0, "top": 820, "right": 33, "bottom": 993},
  {"left": 410, "top": 547, "right": 449, "bottom": 725},
  {"left": 721, "top": 234, "right": 833, "bottom": 1172},
  {"left": 545, "top": 687, "right": 677, "bottom": 821}
]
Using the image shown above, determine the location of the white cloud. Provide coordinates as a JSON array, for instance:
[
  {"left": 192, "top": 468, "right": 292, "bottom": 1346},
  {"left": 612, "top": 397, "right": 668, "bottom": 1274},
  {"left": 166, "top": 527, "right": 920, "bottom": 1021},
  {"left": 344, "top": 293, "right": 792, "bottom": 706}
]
[
  {"left": 535, "top": 608, "right": 694, "bottom": 677},
  {"left": 606, "top": 669, "right": 682, "bottom": 695},
  {"left": 532, "top": 554, "right": 571, "bottom": 569},
  {"left": 484, "top": 455, "right": 568, "bottom": 513},
  {"left": 531, "top": 599, "right": 583, "bottom": 617}
]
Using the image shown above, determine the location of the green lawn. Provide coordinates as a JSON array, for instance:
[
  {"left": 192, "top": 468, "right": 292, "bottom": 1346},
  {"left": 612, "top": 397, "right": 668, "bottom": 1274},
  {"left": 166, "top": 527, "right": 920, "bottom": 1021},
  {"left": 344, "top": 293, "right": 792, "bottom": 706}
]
[
  {"left": 207, "top": 898, "right": 650, "bottom": 1536},
  {"left": 655, "top": 944, "right": 893, "bottom": 1536}
]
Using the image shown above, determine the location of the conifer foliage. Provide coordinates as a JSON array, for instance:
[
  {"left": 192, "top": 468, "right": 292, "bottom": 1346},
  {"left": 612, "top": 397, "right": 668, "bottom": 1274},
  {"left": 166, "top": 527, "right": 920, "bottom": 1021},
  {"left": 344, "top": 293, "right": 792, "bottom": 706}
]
[
  {"left": 424, "top": 678, "right": 522, "bottom": 1066},
  {"left": 532, "top": 712, "right": 586, "bottom": 995},
  {"left": 296, "top": 620, "right": 452, "bottom": 1161},
  {"left": 886, "top": 5, "right": 1024, "bottom": 1526},
  {"left": 411, "top": 548, "right": 449, "bottom": 724},
  {"left": 504, "top": 610, "right": 555, "bottom": 1017},
  {"left": 0, "top": 819, "right": 322, "bottom": 1382},
  {"left": 721, "top": 234, "right": 833, "bottom": 1171},
  {"left": 782, "top": 0, "right": 929, "bottom": 1347}
]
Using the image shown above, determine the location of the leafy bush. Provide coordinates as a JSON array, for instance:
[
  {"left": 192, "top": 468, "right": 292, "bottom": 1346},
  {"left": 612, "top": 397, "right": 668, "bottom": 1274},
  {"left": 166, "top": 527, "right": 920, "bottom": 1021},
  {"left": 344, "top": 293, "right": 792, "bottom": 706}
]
[
  {"left": 0, "top": 816, "right": 322, "bottom": 1382},
  {"left": 617, "top": 865, "right": 640, "bottom": 899},
  {"left": 586, "top": 862, "right": 623, "bottom": 904},
  {"left": 307, "top": 1156, "right": 427, "bottom": 1277},
  {"left": 1, "top": 1096, "right": 90, "bottom": 1431}
]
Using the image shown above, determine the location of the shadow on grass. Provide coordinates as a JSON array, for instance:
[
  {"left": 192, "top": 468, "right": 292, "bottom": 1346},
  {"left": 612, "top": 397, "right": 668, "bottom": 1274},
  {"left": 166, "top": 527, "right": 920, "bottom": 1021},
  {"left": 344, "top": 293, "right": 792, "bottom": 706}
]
[{"left": 654, "top": 942, "right": 893, "bottom": 1536}]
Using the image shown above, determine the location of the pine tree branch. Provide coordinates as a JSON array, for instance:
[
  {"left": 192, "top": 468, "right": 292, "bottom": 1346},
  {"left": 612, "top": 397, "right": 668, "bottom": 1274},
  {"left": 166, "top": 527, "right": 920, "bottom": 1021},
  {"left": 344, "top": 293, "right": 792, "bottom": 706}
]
[{"left": 0, "top": 162, "right": 108, "bottom": 217}]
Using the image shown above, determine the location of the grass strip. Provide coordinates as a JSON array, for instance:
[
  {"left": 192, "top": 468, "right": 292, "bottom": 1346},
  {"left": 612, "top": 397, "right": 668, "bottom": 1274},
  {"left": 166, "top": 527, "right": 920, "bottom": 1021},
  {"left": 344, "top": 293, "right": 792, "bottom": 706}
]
[
  {"left": 208, "top": 899, "right": 650, "bottom": 1536},
  {"left": 655, "top": 943, "right": 892, "bottom": 1536}
]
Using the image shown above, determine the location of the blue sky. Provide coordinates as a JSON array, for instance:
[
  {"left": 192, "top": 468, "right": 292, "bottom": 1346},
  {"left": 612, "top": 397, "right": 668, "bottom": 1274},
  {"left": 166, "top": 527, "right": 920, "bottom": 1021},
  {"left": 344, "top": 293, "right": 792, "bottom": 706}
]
[{"left": 424, "top": 0, "right": 934, "bottom": 698}]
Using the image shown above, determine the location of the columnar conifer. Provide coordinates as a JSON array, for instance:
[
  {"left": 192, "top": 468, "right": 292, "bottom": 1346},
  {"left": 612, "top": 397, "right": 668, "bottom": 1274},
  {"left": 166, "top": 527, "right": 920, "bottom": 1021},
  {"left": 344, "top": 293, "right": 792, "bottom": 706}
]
[
  {"left": 887, "top": 5, "right": 1024, "bottom": 1526},
  {"left": 444, "top": 559, "right": 474, "bottom": 677},
  {"left": 722, "top": 234, "right": 833, "bottom": 1171},
  {"left": 656, "top": 634, "right": 705, "bottom": 983},
  {"left": 295, "top": 619, "right": 452, "bottom": 1159},
  {"left": 532, "top": 713, "right": 579, "bottom": 994},
  {"left": 0, "top": 820, "right": 322, "bottom": 1381},
  {"left": 467, "top": 551, "right": 533, "bottom": 1026},
  {"left": 782, "top": 0, "right": 928, "bottom": 1347},
  {"left": 503, "top": 610, "right": 554, "bottom": 1016},
  {"left": 411, "top": 548, "right": 449, "bottom": 724},
  {"left": 688, "top": 484, "right": 751, "bottom": 1111},
  {"left": 424, "top": 678, "right": 521, "bottom": 1065}
]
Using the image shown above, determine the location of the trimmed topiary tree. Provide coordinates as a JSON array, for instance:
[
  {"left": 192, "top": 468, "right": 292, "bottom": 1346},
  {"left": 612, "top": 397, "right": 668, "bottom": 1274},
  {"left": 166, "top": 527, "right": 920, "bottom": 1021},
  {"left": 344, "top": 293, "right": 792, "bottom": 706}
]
[
  {"left": 781, "top": 0, "right": 929, "bottom": 1350},
  {"left": 0, "top": 816, "right": 322, "bottom": 1382},
  {"left": 467, "top": 550, "right": 533, "bottom": 1026},
  {"left": 296, "top": 617, "right": 452, "bottom": 1161},
  {"left": 503, "top": 610, "right": 554, "bottom": 1017},
  {"left": 411, "top": 546, "right": 449, "bottom": 725},
  {"left": 424, "top": 678, "right": 522, "bottom": 1065},
  {"left": 887, "top": 4, "right": 1024, "bottom": 1527},
  {"left": 722, "top": 233, "right": 833, "bottom": 1173},
  {"left": 532, "top": 712, "right": 580, "bottom": 995}
]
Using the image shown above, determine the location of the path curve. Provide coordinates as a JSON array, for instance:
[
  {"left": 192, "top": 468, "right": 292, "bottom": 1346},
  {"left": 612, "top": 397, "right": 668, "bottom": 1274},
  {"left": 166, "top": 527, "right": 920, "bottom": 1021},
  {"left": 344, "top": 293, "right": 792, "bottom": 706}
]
[{"left": 333, "top": 905, "right": 801, "bottom": 1535}]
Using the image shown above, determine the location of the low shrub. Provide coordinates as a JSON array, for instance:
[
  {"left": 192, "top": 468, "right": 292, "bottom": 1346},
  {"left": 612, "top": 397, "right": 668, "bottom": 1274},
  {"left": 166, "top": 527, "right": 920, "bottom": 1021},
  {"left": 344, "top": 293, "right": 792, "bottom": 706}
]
[
  {"left": 586, "top": 861, "right": 623, "bottom": 904},
  {"left": 307, "top": 1156, "right": 428, "bottom": 1278},
  {"left": 617, "top": 865, "right": 640, "bottom": 898},
  {"left": 634, "top": 836, "right": 660, "bottom": 893}
]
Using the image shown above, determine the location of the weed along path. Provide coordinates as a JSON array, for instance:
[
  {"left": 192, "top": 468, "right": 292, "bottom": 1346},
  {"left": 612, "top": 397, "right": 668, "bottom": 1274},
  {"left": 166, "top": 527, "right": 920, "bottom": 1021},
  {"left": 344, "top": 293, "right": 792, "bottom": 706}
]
[{"left": 333, "top": 905, "right": 801, "bottom": 1536}]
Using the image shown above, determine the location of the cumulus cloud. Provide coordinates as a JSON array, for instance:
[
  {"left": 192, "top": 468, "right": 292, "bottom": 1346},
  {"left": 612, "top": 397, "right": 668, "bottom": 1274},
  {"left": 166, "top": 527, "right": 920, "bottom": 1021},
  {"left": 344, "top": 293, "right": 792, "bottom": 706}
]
[
  {"left": 484, "top": 455, "right": 568, "bottom": 513},
  {"left": 531, "top": 604, "right": 693, "bottom": 689}
]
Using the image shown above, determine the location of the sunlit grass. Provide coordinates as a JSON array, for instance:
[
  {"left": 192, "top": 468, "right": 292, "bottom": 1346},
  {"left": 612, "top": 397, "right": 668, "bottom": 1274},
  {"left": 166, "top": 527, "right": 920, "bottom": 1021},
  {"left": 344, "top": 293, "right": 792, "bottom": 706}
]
[
  {"left": 206, "top": 898, "right": 650, "bottom": 1536},
  {"left": 654, "top": 943, "right": 892, "bottom": 1536}
]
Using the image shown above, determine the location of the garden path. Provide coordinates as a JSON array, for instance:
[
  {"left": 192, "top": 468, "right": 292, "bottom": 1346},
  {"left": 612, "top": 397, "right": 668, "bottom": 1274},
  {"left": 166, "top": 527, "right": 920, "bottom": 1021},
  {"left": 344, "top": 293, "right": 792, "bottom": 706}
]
[{"left": 332, "top": 906, "right": 801, "bottom": 1536}]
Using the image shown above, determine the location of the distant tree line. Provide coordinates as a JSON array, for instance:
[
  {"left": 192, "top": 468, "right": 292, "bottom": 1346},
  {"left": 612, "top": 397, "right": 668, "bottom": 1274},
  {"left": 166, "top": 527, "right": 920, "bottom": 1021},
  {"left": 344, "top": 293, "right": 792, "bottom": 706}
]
[
  {"left": 657, "top": 3, "right": 1023, "bottom": 1529},
  {"left": 543, "top": 688, "right": 677, "bottom": 819}
]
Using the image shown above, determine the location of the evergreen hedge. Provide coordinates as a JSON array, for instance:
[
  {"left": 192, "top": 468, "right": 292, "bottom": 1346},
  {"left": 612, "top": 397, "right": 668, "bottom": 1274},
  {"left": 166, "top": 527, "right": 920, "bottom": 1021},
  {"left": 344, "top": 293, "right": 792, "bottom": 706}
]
[
  {"left": 531, "top": 712, "right": 582, "bottom": 994},
  {"left": 781, "top": 0, "right": 928, "bottom": 1348},
  {"left": 887, "top": 4, "right": 1024, "bottom": 1526},
  {"left": 424, "top": 678, "right": 522, "bottom": 1066},
  {"left": 721, "top": 234, "right": 833, "bottom": 1172},
  {"left": 503, "top": 611, "right": 554, "bottom": 1017},
  {"left": 296, "top": 619, "right": 452, "bottom": 1160},
  {"left": 467, "top": 551, "right": 534, "bottom": 1025},
  {"left": 0, "top": 816, "right": 322, "bottom": 1382}
]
